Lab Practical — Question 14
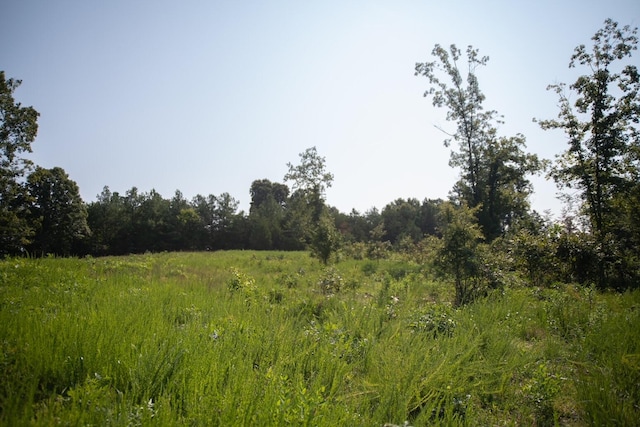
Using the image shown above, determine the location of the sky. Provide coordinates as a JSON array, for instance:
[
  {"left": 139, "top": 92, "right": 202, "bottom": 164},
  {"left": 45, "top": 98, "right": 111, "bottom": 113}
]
[{"left": 2, "top": 1, "right": 639, "bottom": 217}]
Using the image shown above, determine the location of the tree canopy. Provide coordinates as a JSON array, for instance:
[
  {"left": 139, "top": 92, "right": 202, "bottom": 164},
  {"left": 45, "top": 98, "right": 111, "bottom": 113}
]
[
  {"left": 415, "top": 45, "right": 544, "bottom": 241},
  {"left": 0, "top": 71, "right": 40, "bottom": 255},
  {"left": 538, "top": 19, "right": 640, "bottom": 288}
]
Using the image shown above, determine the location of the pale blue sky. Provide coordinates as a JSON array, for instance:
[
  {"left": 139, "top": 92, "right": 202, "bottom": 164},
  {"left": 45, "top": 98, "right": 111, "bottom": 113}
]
[{"left": 2, "top": 1, "right": 638, "bottom": 216}]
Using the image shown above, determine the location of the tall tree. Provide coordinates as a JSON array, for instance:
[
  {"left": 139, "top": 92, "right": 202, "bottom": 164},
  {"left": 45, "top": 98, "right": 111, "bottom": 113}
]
[
  {"left": 419, "top": 198, "right": 443, "bottom": 237},
  {"left": 284, "top": 147, "right": 339, "bottom": 263},
  {"left": 249, "top": 179, "right": 288, "bottom": 213},
  {"left": 248, "top": 179, "right": 289, "bottom": 250},
  {"left": 211, "top": 192, "right": 243, "bottom": 250},
  {"left": 0, "top": 71, "right": 40, "bottom": 255},
  {"left": 284, "top": 146, "right": 334, "bottom": 220},
  {"left": 87, "top": 187, "right": 130, "bottom": 255},
  {"left": 381, "top": 198, "right": 423, "bottom": 244},
  {"left": 415, "top": 45, "right": 543, "bottom": 240},
  {"left": 26, "top": 167, "right": 90, "bottom": 255},
  {"left": 192, "top": 193, "right": 218, "bottom": 249},
  {"left": 538, "top": 19, "right": 639, "bottom": 288}
]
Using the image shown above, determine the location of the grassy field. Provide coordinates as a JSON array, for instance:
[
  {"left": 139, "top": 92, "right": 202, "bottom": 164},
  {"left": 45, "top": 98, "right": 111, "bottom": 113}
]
[{"left": 1, "top": 251, "right": 639, "bottom": 426}]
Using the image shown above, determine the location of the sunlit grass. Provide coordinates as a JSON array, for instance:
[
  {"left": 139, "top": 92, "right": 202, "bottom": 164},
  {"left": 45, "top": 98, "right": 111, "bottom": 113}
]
[{"left": 1, "top": 252, "right": 638, "bottom": 425}]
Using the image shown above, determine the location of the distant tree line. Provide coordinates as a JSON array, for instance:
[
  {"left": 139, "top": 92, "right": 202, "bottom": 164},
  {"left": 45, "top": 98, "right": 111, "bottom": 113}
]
[
  {"left": 1, "top": 19, "right": 638, "bottom": 293},
  {"left": 82, "top": 181, "right": 444, "bottom": 257}
]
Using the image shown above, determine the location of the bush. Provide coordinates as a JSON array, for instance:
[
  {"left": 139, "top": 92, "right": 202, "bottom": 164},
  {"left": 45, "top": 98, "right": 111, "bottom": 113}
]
[
  {"left": 408, "top": 304, "right": 457, "bottom": 338},
  {"left": 317, "top": 267, "right": 343, "bottom": 295}
]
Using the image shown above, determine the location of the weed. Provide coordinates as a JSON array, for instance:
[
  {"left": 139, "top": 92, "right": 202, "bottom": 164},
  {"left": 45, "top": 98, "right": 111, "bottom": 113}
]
[{"left": 317, "top": 267, "right": 343, "bottom": 295}]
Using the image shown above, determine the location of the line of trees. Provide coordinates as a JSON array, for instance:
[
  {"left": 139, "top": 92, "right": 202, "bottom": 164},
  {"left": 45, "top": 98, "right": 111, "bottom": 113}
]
[{"left": 1, "top": 19, "right": 638, "bottom": 293}]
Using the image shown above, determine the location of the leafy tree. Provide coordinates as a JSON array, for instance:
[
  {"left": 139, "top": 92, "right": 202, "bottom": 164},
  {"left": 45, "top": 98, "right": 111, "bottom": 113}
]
[
  {"left": 134, "top": 189, "right": 171, "bottom": 252},
  {"left": 284, "top": 147, "right": 334, "bottom": 204},
  {"left": 210, "top": 192, "right": 243, "bottom": 249},
  {"left": 435, "top": 202, "right": 484, "bottom": 306},
  {"left": 381, "top": 198, "right": 423, "bottom": 245},
  {"left": 415, "top": 45, "right": 543, "bottom": 241},
  {"left": 26, "top": 167, "right": 90, "bottom": 255},
  {"left": 248, "top": 179, "right": 289, "bottom": 249},
  {"left": 537, "top": 19, "right": 639, "bottom": 288},
  {"left": 0, "top": 71, "right": 40, "bottom": 255},
  {"left": 167, "top": 190, "right": 191, "bottom": 250},
  {"left": 249, "top": 179, "right": 288, "bottom": 212},
  {"left": 284, "top": 147, "right": 339, "bottom": 263},
  {"left": 191, "top": 193, "right": 218, "bottom": 249},
  {"left": 333, "top": 208, "right": 370, "bottom": 243},
  {"left": 281, "top": 189, "right": 313, "bottom": 250},
  {"left": 366, "top": 221, "right": 392, "bottom": 260},
  {"left": 176, "top": 207, "right": 204, "bottom": 250},
  {"left": 510, "top": 227, "right": 557, "bottom": 287},
  {"left": 310, "top": 211, "right": 341, "bottom": 264},
  {"left": 86, "top": 187, "right": 130, "bottom": 255}
]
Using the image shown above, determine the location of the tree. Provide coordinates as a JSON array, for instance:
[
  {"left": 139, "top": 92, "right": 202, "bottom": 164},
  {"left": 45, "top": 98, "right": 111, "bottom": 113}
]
[
  {"left": 415, "top": 45, "right": 543, "bottom": 241},
  {"left": 435, "top": 202, "right": 484, "bottom": 306},
  {"left": 284, "top": 147, "right": 339, "bottom": 263},
  {"left": 381, "top": 198, "right": 423, "bottom": 245},
  {"left": 0, "top": 71, "right": 40, "bottom": 255},
  {"left": 247, "top": 179, "right": 289, "bottom": 249},
  {"left": 310, "top": 210, "right": 341, "bottom": 264},
  {"left": 26, "top": 167, "right": 90, "bottom": 255},
  {"left": 191, "top": 193, "right": 218, "bottom": 249},
  {"left": 211, "top": 192, "right": 243, "bottom": 249},
  {"left": 87, "top": 187, "right": 130, "bottom": 255},
  {"left": 249, "top": 179, "right": 288, "bottom": 213},
  {"left": 537, "top": 19, "right": 639, "bottom": 288},
  {"left": 190, "top": 192, "right": 244, "bottom": 250},
  {"left": 419, "top": 198, "right": 443, "bottom": 237},
  {"left": 176, "top": 207, "right": 204, "bottom": 251},
  {"left": 284, "top": 146, "right": 334, "bottom": 204}
]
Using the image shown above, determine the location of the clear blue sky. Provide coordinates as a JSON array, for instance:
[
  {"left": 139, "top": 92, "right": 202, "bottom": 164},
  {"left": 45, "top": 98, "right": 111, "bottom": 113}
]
[{"left": 2, "top": 1, "right": 638, "bottom": 216}]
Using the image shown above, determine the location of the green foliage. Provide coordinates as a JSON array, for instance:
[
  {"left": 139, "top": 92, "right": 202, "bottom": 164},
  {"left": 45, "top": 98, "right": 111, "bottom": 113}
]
[
  {"left": 380, "top": 198, "right": 423, "bottom": 245},
  {"left": 248, "top": 179, "right": 290, "bottom": 250},
  {"left": 284, "top": 147, "right": 340, "bottom": 264},
  {"left": 317, "top": 266, "right": 343, "bottom": 295},
  {"left": 408, "top": 304, "right": 457, "bottom": 338},
  {"left": 522, "top": 361, "right": 561, "bottom": 425},
  {"left": 283, "top": 146, "right": 334, "bottom": 200},
  {"left": 435, "top": 202, "right": 485, "bottom": 306},
  {"left": 310, "top": 210, "right": 342, "bottom": 265},
  {"left": 86, "top": 188, "right": 246, "bottom": 254},
  {"left": 415, "top": 45, "right": 544, "bottom": 241},
  {"left": 0, "top": 252, "right": 639, "bottom": 425},
  {"left": 509, "top": 228, "right": 557, "bottom": 287},
  {"left": 538, "top": 19, "right": 640, "bottom": 289},
  {"left": 227, "top": 267, "right": 258, "bottom": 303},
  {"left": 0, "top": 71, "right": 40, "bottom": 255},
  {"left": 26, "top": 166, "right": 90, "bottom": 256}
]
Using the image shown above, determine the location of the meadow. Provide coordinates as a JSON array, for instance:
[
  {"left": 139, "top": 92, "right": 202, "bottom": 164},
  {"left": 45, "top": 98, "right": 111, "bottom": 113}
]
[{"left": 1, "top": 251, "right": 639, "bottom": 426}]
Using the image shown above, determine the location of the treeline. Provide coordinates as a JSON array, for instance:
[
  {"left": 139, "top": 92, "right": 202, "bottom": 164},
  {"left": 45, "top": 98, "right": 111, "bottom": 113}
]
[
  {"left": 11, "top": 163, "right": 444, "bottom": 256},
  {"left": 2, "top": 19, "right": 639, "bottom": 295},
  {"left": 85, "top": 183, "right": 442, "bottom": 255}
]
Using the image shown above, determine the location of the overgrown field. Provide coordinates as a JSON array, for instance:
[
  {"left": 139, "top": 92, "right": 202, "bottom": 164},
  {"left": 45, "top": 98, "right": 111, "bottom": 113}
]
[{"left": 1, "top": 251, "right": 639, "bottom": 425}]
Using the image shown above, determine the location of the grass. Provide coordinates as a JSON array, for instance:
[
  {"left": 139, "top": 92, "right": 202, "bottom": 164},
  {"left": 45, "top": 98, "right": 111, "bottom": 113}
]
[{"left": 1, "top": 251, "right": 639, "bottom": 425}]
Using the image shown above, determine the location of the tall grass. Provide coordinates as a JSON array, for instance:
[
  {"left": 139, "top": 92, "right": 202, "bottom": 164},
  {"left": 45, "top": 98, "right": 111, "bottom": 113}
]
[{"left": 1, "top": 252, "right": 638, "bottom": 425}]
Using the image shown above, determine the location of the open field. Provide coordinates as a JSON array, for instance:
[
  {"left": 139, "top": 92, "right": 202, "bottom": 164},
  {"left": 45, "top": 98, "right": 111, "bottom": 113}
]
[{"left": 1, "top": 251, "right": 639, "bottom": 425}]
